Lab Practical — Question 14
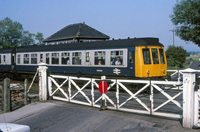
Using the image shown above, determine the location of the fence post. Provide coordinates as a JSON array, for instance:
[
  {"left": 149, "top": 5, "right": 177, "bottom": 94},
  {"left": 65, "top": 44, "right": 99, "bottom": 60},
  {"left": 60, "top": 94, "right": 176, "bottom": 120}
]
[
  {"left": 100, "top": 76, "right": 107, "bottom": 110},
  {"left": 24, "top": 79, "right": 28, "bottom": 105},
  {"left": 182, "top": 68, "right": 198, "bottom": 128},
  {"left": 38, "top": 63, "right": 48, "bottom": 101},
  {"left": 3, "top": 78, "right": 10, "bottom": 112}
]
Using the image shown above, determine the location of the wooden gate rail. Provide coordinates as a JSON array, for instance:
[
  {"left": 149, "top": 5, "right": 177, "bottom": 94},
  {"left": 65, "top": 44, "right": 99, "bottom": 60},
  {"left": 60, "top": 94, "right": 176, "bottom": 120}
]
[{"left": 48, "top": 75, "right": 182, "bottom": 119}]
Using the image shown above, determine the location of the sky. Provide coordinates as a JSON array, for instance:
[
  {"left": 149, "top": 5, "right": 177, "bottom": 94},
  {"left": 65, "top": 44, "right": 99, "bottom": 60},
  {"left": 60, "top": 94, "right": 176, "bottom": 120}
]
[{"left": 0, "top": 0, "right": 199, "bottom": 52}]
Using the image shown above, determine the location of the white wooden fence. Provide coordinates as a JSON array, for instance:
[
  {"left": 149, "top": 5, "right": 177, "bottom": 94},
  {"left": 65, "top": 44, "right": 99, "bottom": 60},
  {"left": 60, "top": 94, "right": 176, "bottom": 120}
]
[{"left": 37, "top": 63, "right": 200, "bottom": 129}]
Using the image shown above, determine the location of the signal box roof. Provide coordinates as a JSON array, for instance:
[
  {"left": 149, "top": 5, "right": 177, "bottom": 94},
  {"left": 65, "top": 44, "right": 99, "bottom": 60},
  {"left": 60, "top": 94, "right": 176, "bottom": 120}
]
[{"left": 44, "top": 23, "right": 110, "bottom": 42}]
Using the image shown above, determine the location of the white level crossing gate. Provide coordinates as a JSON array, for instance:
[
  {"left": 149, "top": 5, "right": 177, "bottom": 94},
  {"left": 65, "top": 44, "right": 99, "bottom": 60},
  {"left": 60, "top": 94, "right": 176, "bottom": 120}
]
[
  {"left": 37, "top": 63, "right": 200, "bottom": 128},
  {"left": 48, "top": 75, "right": 183, "bottom": 119}
]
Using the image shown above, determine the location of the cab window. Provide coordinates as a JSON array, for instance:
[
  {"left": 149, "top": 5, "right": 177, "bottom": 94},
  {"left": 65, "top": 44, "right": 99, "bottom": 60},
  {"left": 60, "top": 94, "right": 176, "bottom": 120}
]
[
  {"left": 159, "top": 49, "right": 165, "bottom": 64},
  {"left": 142, "top": 49, "right": 151, "bottom": 64},
  {"left": 151, "top": 48, "right": 159, "bottom": 64}
]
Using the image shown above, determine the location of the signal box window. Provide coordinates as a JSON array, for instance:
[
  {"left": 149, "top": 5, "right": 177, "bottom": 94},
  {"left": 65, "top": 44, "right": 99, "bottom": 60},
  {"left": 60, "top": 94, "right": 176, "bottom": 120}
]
[
  {"left": 110, "top": 51, "right": 123, "bottom": 65},
  {"left": 52, "top": 53, "right": 59, "bottom": 64},
  {"left": 142, "top": 49, "right": 151, "bottom": 64},
  {"left": 94, "top": 51, "right": 105, "bottom": 65},
  {"left": 62, "top": 52, "right": 70, "bottom": 65},
  {"left": 31, "top": 54, "right": 37, "bottom": 64},
  {"left": 72, "top": 52, "right": 81, "bottom": 65},
  {"left": 17, "top": 54, "right": 20, "bottom": 64},
  {"left": 24, "top": 54, "right": 29, "bottom": 64},
  {"left": 159, "top": 49, "right": 165, "bottom": 64},
  {"left": 152, "top": 48, "right": 159, "bottom": 64}
]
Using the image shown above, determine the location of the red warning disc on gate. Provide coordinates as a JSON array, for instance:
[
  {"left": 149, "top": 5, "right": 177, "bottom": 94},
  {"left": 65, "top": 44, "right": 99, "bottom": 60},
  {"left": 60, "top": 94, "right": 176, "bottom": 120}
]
[{"left": 98, "top": 81, "right": 108, "bottom": 94}]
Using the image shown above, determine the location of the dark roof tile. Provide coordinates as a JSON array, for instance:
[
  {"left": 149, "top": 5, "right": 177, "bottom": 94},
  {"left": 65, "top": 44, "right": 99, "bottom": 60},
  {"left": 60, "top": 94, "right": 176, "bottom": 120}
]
[{"left": 44, "top": 23, "right": 110, "bottom": 42}]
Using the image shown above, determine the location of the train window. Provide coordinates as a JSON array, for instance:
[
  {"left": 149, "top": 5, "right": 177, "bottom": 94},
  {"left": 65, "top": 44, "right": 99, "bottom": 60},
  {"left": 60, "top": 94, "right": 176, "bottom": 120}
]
[
  {"left": 110, "top": 51, "right": 123, "bottom": 65},
  {"left": 3, "top": 55, "right": 6, "bottom": 63},
  {"left": 0, "top": 55, "right": 1, "bottom": 64},
  {"left": 24, "top": 54, "right": 29, "bottom": 64},
  {"left": 31, "top": 54, "right": 37, "bottom": 64},
  {"left": 52, "top": 53, "right": 59, "bottom": 64},
  {"left": 142, "top": 49, "right": 151, "bottom": 64},
  {"left": 94, "top": 51, "right": 105, "bottom": 65},
  {"left": 159, "top": 49, "right": 165, "bottom": 64},
  {"left": 86, "top": 52, "right": 90, "bottom": 62},
  {"left": 46, "top": 53, "right": 50, "bottom": 64},
  {"left": 40, "top": 54, "right": 43, "bottom": 62},
  {"left": 61, "top": 52, "right": 70, "bottom": 65},
  {"left": 129, "top": 51, "right": 134, "bottom": 63},
  {"left": 17, "top": 54, "right": 21, "bottom": 64},
  {"left": 72, "top": 52, "right": 81, "bottom": 65},
  {"left": 151, "top": 48, "right": 159, "bottom": 64}
]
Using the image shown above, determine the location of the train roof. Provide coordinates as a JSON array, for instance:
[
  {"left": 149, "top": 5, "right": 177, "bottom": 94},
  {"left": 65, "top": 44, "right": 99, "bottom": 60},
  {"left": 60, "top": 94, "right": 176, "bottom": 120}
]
[
  {"left": 16, "top": 37, "right": 164, "bottom": 52},
  {"left": 0, "top": 48, "right": 14, "bottom": 53}
]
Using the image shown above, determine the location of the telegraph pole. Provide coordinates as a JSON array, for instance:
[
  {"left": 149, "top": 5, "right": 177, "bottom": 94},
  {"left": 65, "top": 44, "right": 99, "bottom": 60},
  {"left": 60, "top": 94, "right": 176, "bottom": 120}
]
[{"left": 169, "top": 30, "right": 175, "bottom": 47}]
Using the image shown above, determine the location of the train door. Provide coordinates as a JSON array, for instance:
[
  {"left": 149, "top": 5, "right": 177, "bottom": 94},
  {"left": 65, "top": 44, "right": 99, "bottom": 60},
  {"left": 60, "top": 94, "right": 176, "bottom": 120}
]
[
  {"left": 85, "top": 51, "right": 91, "bottom": 66},
  {"left": 11, "top": 49, "right": 16, "bottom": 70},
  {"left": 127, "top": 47, "right": 135, "bottom": 76}
]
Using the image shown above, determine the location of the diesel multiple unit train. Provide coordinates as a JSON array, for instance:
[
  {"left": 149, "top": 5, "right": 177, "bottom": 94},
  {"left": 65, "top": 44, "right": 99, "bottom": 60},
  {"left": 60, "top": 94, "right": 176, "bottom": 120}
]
[{"left": 0, "top": 37, "right": 167, "bottom": 78}]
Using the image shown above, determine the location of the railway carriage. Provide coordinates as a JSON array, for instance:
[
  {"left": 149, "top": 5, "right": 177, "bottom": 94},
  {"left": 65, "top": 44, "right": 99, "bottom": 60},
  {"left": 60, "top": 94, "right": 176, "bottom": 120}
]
[
  {"left": 13, "top": 37, "right": 167, "bottom": 77},
  {"left": 0, "top": 37, "right": 167, "bottom": 78},
  {"left": 0, "top": 48, "right": 15, "bottom": 71}
]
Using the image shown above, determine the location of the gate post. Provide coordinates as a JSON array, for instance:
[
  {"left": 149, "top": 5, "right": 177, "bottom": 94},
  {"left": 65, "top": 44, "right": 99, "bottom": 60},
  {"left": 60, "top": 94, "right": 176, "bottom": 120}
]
[
  {"left": 3, "top": 78, "right": 10, "bottom": 112},
  {"left": 38, "top": 63, "right": 48, "bottom": 101},
  {"left": 182, "top": 68, "right": 198, "bottom": 128}
]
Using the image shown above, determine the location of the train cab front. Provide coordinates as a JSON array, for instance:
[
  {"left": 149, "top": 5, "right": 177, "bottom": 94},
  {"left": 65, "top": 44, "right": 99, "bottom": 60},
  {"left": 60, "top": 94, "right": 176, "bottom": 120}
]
[{"left": 135, "top": 46, "right": 167, "bottom": 78}]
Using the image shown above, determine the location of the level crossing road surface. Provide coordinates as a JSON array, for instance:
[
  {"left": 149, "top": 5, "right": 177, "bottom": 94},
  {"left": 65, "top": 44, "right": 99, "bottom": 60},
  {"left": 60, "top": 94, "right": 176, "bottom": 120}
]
[{"left": 0, "top": 101, "right": 199, "bottom": 132}]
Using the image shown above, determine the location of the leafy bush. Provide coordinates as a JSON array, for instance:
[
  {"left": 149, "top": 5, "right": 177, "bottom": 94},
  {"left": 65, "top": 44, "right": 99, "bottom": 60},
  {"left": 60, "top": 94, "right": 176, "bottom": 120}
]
[{"left": 166, "top": 46, "right": 187, "bottom": 68}]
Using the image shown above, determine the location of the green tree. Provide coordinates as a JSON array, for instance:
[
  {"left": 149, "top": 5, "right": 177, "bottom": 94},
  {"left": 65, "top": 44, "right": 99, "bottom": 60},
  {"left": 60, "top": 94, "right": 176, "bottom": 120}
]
[
  {"left": 21, "top": 30, "right": 35, "bottom": 46},
  {"left": 35, "top": 32, "right": 44, "bottom": 45},
  {"left": 166, "top": 46, "right": 187, "bottom": 68},
  {"left": 0, "top": 17, "right": 23, "bottom": 48},
  {"left": 0, "top": 17, "right": 45, "bottom": 48},
  {"left": 170, "top": 0, "right": 200, "bottom": 46}
]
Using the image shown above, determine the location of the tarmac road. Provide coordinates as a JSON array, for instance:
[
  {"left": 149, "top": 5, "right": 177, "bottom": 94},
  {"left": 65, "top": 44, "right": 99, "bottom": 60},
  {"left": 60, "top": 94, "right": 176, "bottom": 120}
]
[{"left": 0, "top": 101, "right": 199, "bottom": 132}]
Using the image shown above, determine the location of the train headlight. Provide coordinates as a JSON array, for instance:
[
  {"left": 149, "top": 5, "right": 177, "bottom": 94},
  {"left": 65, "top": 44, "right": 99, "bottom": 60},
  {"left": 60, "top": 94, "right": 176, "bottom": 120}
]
[
  {"left": 163, "top": 70, "right": 165, "bottom": 74},
  {"left": 147, "top": 70, "right": 150, "bottom": 75}
]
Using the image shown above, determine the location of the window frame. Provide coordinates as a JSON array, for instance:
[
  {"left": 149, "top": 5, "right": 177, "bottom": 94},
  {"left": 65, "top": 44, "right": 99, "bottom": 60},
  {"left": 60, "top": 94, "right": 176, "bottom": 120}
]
[
  {"left": 142, "top": 48, "right": 151, "bottom": 65},
  {"left": 94, "top": 51, "right": 106, "bottom": 66},
  {"left": 110, "top": 50, "right": 124, "bottom": 66},
  {"left": 72, "top": 52, "right": 82, "bottom": 65}
]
